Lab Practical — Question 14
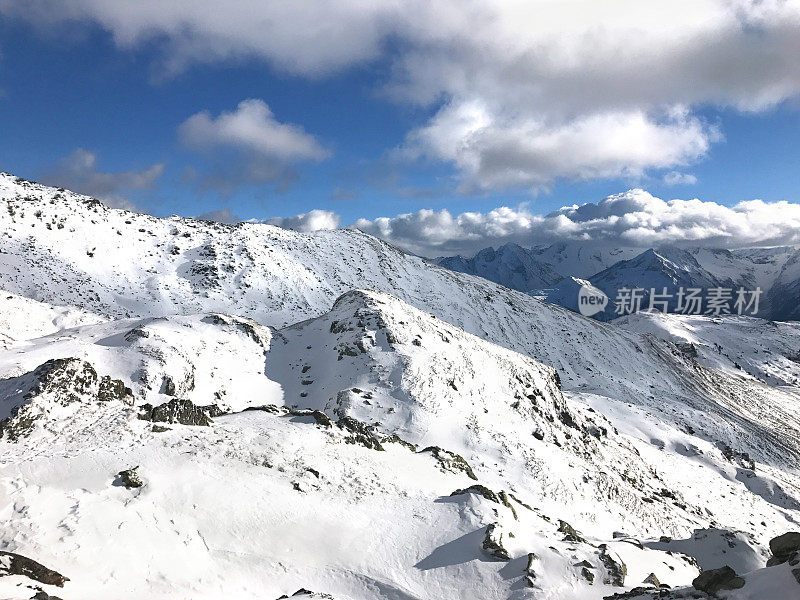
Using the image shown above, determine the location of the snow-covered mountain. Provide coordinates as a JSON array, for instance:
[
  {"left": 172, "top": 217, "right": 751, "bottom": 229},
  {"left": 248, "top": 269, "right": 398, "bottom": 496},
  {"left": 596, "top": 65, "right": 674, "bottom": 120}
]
[
  {"left": 436, "top": 244, "right": 564, "bottom": 292},
  {"left": 765, "top": 248, "right": 800, "bottom": 322},
  {"left": 435, "top": 243, "right": 638, "bottom": 293},
  {"left": 1, "top": 173, "right": 800, "bottom": 599},
  {"left": 438, "top": 241, "right": 799, "bottom": 321}
]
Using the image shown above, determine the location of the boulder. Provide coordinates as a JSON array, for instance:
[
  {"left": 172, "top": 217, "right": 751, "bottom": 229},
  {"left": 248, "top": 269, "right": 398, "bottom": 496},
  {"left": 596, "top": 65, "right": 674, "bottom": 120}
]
[
  {"left": 767, "top": 532, "right": 800, "bottom": 567},
  {"left": 692, "top": 566, "right": 745, "bottom": 594},
  {"left": 116, "top": 467, "right": 144, "bottom": 488},
  {"left": 642, "top": 572, "right": 660, "bottom": 587}
]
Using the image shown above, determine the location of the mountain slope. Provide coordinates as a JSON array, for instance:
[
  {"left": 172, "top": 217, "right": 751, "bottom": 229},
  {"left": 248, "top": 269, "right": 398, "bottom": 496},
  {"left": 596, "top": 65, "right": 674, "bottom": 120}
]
[
  {"left": 3, "top": 174, "right": 800, "bottom": 598},
  {"left": 4, "top": 175, "right": 800, "bottom": 468},
  {"left": 434, "top": 243, "right": 640, "bottom": 294},
  {"left": 436, "top": 242, "right": 799, "bottom": 321},
  {"left": 2, "top": 290, "right": 800, "bottom": 599},
  {"left": 436, "top": 243, "right": 564, "bottom": 292},
  {"left": 615, "top": 312, "right": 800, "bottom": 387}
]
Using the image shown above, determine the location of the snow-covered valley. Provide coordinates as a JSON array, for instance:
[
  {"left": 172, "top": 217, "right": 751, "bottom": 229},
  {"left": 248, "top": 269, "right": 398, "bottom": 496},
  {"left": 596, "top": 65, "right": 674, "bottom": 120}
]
[{"left": 1, "top": 174, "right": 800, "bottom": 599}]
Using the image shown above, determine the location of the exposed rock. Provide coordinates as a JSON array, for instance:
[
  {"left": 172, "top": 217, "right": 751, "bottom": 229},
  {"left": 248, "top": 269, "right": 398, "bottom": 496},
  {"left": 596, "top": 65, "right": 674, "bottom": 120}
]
[
  {"left": 201, "top": 314, "right": 270, "bottom": 349},
  {"left": 97, "top": 375, "right": 134, "bottom": 404},
  {"left": 643, "top": 573, "right": 661, "bottom": 587},
  {"left": 27, "top": 358, "right": 98, "bottom": 404},
  {"left": 336, "top": 416, "right": 384, "bottom": 450},
  {"left": 692, "top": 566, "right": 745, "bottom": 594},
  {"left": 0, "top": 551, "right": 69, "bottom": 587},
  {"left": 419, "top": 446, "right": 477, "bottom": 480},
  {"left": 450, "top": 484, "right": 500, "bottom": 503},
  {"left": 138, "top": 398, "right": 221, "bottom": 426},
  {"left": 767, "top": 532, "right": 800, "bottom": 566},
  {"left": 524, "top": 552, "right": 537, "bottom": 586},
  {"left": 162, "top": 375, "right": 177, "bottom": 396},
  {"left": 558, "top": 520, "right": 585, "bottom": 543},
  {"left": 276, "top": 589, "right": 335, "bottom": 599},
  {"left": 602, "top": 587, "right": 676, "bottom": 599},
  {"left": 381, "top": 433, "right": 417, "bottom": 451},
  {"left": 482, "top": 523, "right": 511, "bottom": 560},
  {"left": 0, "top": 358, "right": 132, "bottom": 440},
  {"left": 498, "top": 490, "right": 518, "bottom": 520},
  {"left": 116, "top": 467, "right": 144, "bottom": 488},
  {"left": 598, "top": 544, "right": 626, "bottom": 587},
  {"left": 289, "top": 409, "right": 332, "bottom": 427},
  {"left": 33, "top": 591, "right": 65, "bottom": 600}
]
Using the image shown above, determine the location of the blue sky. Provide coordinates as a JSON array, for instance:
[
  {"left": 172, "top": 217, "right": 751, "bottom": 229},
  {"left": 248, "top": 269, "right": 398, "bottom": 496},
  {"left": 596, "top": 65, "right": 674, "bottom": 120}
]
[{"left": 1, "top": 2, "right": 800, "bottom": 256}]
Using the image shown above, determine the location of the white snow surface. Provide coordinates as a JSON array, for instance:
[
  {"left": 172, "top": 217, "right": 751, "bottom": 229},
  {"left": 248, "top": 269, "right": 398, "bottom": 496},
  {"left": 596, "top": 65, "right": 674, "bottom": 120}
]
[{"left": 0, "top": 174, "right": 799, "bottom": 599}]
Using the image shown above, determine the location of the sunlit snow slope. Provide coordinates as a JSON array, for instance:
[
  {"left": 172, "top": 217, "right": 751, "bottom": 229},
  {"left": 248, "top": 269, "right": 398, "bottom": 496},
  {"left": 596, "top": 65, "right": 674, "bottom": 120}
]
[{"left": 1, "top": 174, "right": 800, "bottom": 599}]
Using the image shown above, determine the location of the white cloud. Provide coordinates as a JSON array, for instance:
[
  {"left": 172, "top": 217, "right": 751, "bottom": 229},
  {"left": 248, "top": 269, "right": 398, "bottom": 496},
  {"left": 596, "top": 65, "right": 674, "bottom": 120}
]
[
  {"left": 0, "top": 0, "right": 399, "bottom": 77},
  {"left": 7, "top": 1, "right": 800, "bottom": 191},
  {"left": 180, "top": 99, "right": 328, "bottom": 162},
  {"left": 663, "top": 171, "right": 698, "bottom": 186},
  {"left": 352, "top": 189, "right": 800, "bottom": 257},
  {"left": 401, "top": 102, "right": 714, "bottom": 193},
  {"left": 264, "top": 209, "right": 341, "bottom": 232},
  {"left": 178, "top": 99, "right": 328, "bottom": 191},
  {"left": 42, "top": 148, "right": 163, "bottom": 210}
]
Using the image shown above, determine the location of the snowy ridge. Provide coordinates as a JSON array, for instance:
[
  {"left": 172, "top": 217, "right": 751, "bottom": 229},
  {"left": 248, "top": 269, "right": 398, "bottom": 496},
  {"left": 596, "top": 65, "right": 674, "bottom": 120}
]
[
  {"left": 436, "top": 244, "right": 565, "bottom": 292},
  {"left": 615, "top": 312, "right": 800, "bottom": 387},
  {"left": 1, "top": 174, "right": 800, "bottom": 598},
  {"left": 436, "top": 241, "right": 800, "bottom": 322},
  {"left": 0, "top": 291, "right": 712, "bottom": 599}
]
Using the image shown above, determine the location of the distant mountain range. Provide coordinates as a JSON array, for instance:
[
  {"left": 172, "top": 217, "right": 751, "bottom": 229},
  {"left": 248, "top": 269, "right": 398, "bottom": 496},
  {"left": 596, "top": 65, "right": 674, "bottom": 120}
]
[{"left": 436, "top": 243, "right": 800, "bottom": 321}]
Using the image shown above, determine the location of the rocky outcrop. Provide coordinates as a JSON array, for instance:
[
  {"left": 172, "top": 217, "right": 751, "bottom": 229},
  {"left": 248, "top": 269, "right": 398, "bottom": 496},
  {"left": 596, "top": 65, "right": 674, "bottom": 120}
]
[
  {"left": 598, "top": 544, "right": 626, "bottom": 587},
  {"left": 0, "top": 551, "right": 69, "bottom": 587},
  {"left": 558, "top": 520, "right": 585, "bottom": 543},
  {"left": 289, "top": 408, "right": 332, "bottom": 428},
  {"left": 767, "top": 531, "right": 800, "bottom": 566},
  {"left": 0, "top": 358, "right": 132, "bottom": 440},
  {"left": 419, "top": 446, "right": 477, "bottom": 480},
  {"left": 692, "top": 565, "right": 745, "bottom": 594},
  {"left": 336, "top": 416, "right": 384, "bottom": 450},
  {"left": 138, "top": 398, "right": 221, "bottom": 426},
  {"left": 482, "top": 523, "right": 511, "bottom": 561}
]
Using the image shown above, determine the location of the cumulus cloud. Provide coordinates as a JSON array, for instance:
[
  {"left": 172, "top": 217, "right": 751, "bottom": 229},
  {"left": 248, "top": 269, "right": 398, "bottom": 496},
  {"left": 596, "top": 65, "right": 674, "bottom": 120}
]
[
  {"left": 352, "top": 190, "right": 800, "bottom": 257},
  {"left": 264, "top": 209, "right": 341, "bottom": 232},
  {"left": 42, "top": 148, "right": 163, "bottom": 210},
  {"left": 179, "top": 99, "right": 328, "bottom": 192},
  {"left": 8, "top": 1, "right": 800, "bottom": 191},
  {"left": 401, "top": 102, "right": 714, "bottom": 192}
]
